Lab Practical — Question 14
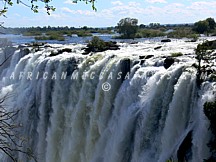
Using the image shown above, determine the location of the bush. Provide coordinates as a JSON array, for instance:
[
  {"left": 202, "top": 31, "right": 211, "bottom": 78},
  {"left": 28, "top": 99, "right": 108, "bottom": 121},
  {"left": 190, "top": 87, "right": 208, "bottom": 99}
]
[
  {"left": 88, "top": 36, "right": 106, "bottom": 49},
  {"left": 83, "top": 36, "right": 119, "bottom": 54}
]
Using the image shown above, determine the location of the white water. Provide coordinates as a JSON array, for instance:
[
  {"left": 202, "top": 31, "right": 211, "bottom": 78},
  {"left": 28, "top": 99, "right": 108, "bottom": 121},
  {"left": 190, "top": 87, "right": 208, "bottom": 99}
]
[{"left": 0, "top": 39, "right": 215, "bottom": 162}]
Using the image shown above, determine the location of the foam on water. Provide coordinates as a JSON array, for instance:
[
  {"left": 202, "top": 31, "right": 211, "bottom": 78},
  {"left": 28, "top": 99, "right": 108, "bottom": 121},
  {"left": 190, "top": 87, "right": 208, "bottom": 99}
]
[{"left": 0, "top": 38, "right": 215, "bottom": 162}]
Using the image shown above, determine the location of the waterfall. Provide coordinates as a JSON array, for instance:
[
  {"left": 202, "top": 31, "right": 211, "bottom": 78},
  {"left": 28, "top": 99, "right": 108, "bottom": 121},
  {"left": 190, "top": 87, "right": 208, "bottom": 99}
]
[{"left": 0, "top": 41, "right": 215, "bottom": 162}]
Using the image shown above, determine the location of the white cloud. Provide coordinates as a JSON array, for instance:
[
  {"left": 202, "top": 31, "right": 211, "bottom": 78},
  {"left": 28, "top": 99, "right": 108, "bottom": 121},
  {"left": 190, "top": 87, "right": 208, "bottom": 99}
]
[
  {"left": 111, "top": 1, "right": 123, "bottom": 6},
  {"left": 5, "top": 0, "right": 216, "bottom": 27},
  {"left": 64, "top": 0, "right": 76, "bottom": 5},
  {"left": 61, "top": 7, "right": 96, "bottom": 16},
  {"left": 145, "top": 0, "right": 167, "bottom": 3}
]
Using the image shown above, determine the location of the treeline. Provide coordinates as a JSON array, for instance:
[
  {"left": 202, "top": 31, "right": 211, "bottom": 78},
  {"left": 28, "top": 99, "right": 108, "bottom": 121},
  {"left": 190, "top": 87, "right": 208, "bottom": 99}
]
[
  {"left": 1, "top": 17, "right": 216, "bottom": 41},
  {"left": 116, "top": 17, "right": 216, "bottom": 39},
  {"left": 0, "top": 26, "right": 116, "bottom": 41}
]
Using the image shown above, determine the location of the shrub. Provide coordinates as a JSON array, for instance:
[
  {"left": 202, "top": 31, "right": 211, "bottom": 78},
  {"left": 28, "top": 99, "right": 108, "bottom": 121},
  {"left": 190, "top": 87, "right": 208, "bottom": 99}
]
[{"left": 83, "top": 36, "right": 119, "bottom": 54}]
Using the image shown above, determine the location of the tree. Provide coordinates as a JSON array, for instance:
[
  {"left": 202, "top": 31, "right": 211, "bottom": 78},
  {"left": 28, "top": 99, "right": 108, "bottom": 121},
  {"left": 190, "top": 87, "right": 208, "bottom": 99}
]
[
  {"left": 0, "top": 94, "right": 36, "bottom": 161},
  {"left": 195, "top": 41, "right": 215, "bottom": 86},
  {"left": 0, "top": 0, "right": 96, "bottom": 16},
  {"left": 139, "top": 24, "right": 146, "bottom": 29},
  {"left": 117, "top": 17, "right": 138, "bottom": 39},
  {"left": 193, "top": 20, "right": 209, "bottom": 34},
  {"left": 149, "top": 23, "right": 160, "bottom": 29},
  {"left": 206, "top": 17, "right": 216, "bottom": 30}
]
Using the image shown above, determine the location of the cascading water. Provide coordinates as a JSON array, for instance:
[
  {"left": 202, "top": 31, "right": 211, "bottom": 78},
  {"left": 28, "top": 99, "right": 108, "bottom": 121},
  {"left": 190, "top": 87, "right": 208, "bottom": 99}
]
[{"left": 0, "top": 40, "right": 215, "bottom": 162}]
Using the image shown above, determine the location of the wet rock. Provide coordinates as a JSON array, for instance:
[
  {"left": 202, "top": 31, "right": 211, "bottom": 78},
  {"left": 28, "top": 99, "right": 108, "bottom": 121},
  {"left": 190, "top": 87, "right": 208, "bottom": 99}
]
[
  {"left": 58, "top": 48, "right": 72, "bottom": 54},
  {"left": 25, "top": 42, "right": 47, "bottom": 47},
  {"left": 164, "top": 57, "right": 175, "bottom": 69},
  {"left": 130, "top": 41, "right": 138, "bottom": 44},
  {"left": 139, "top": 56, "right": 145, "bottom": 60},
  {"left": 18, "top": 44, "right": 28, "bottom": 49},
  {"left": 145, "top": 55, "right": 154, "bottom": 59},
  {"left": 44, "top": 44, "right": 52, "bottom": 48},
  {"left": 32, "top": 42, "right": 47, "bottom": 47},
  {"left": 161, "top": 39, "right": 171, "bottom": 42},
  {"left": 185, "top": 39, "right": 197, "bottom": 42},
  {"left": 120, "top": 59, "right": 131, "bottom": 82},
  {"left": 154, "top": 46, "right": 162, "bottom": 50},
  {"left": 20, "top": 48, "right": 30, "bottom": 57},
  {"left": 49, "top": 48, "right": 72, "bottom": 56},
  {"left": 139, "top": 55, "right": 154, "bottom": 60},
  {"left": 177, "top": 131, "right": 192, "bottom": 162},
  {"left": 133, "top": 60, "right": 140, "bottom": 66}
]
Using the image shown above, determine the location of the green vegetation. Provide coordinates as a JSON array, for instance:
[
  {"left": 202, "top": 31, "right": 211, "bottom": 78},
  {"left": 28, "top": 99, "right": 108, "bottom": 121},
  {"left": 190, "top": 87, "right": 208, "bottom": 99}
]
[
  {"left": 22, "top": 31, "right": 42, "bottom": 36},
  {"left": 193, "top": 40, "right": 216, "bottom": 161},
  {"left": 87, "top": 36, "right": 106, "bottom": 50},
  {"left": 195, "top": 41, "right": 215, "bottom": 86},
  {"left": 167, "top": 27, "right": 198, "bottom": 39},
  {"left": 35, "top": 35, "right": 65, "bottom": 41},
  {"left": 2, "top": 17, "right": 216, "bottom": 41},
  {"left": 193, "top": 17, "right": 216, "bottom": 34},
  {"left": 0, "top": 26, "right": 116, "bottom": 41},
  {"left": 171, "top": 52, "right": 183, "bottom": 57},
  {"left": 117, "top": 17, "right": 138, "bottom": 39},
  {"left": 76, "top": 31, "right": 92, "bottom": 37},
  {"left": 83, "top": 36, "right": 119, "bottom": 54}
]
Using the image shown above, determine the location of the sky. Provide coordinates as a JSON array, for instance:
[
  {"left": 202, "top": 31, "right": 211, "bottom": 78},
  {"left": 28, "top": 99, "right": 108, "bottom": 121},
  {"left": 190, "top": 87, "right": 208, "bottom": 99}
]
[{"left": 1, "top": 0, "right": 216, "bottom": 27}]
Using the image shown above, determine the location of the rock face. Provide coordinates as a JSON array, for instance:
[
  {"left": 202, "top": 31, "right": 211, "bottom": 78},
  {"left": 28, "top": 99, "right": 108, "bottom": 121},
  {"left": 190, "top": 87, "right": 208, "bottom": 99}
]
[
  {"left": 154, "top": 46, "right": 162, "bottom": 50},
  {"left": 139, "top": 55, "right": 154, "bottom": 60},
  {"left": 120, "top": 59, "right": 130, "bottom": 82},
  {"left": 161, "top": 39, "right": 171, "bottom": 42},
  {"left": 164, "top": 57, "right": 175, "bottom": 69},
  {"left": 177, "top": 131, "right": 192, "bottom": 162},
  {"left": 49, "top": 48, "right": 73, "bottom": 56}
]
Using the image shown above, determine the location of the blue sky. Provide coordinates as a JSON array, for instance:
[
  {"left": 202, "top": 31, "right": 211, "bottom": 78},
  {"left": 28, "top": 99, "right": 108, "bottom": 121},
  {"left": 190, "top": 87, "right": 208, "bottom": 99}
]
[{"left": 1, "top": 0, "right": 216, "bottom": 27}]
